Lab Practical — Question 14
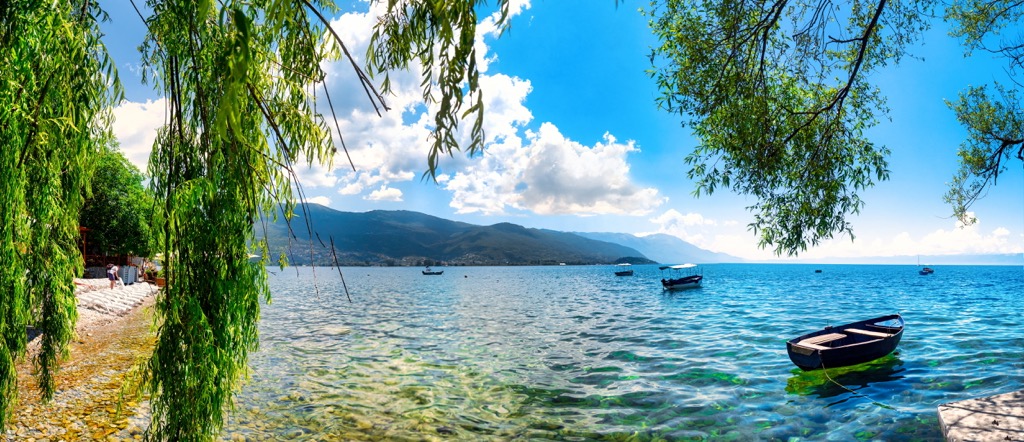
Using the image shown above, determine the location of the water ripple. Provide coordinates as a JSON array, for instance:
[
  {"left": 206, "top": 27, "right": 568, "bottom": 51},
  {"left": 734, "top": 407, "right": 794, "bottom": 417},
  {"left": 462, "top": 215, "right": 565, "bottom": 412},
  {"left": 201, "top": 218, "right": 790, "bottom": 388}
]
[{"left": 221, "top": 264, "right": 1023, "bottom": 441}]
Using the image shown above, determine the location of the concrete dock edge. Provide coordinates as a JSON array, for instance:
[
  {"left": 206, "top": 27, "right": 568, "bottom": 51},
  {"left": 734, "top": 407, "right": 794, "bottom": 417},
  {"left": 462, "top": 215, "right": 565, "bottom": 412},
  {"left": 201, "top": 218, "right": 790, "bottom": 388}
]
[{"left": 938, "top": 389, "right": 1024, "bottom": 441}]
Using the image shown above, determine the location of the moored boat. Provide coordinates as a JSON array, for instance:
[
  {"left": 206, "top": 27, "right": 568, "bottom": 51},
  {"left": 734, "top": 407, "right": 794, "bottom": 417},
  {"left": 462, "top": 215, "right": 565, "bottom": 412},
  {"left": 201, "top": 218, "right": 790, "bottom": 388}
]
[
  {"left": 422, "top": 266, "right": 443, "bottom": 275},
  {"left": 917, "top": 255, "right": 934, "bottom": 275},
  {"left": 614, "top": 263, "right": 634, "bottom": 276},
  {"left": 786, "top": 314, "right": 904, "bottom": 370},
  {"left": 659, "top": 263, "right": 702, "bottom": 290}
]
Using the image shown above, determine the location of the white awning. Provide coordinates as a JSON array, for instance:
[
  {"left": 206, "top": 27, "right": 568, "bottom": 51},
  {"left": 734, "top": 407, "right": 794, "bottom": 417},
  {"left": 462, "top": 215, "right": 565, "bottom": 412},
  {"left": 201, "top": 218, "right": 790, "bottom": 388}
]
[{"left": 659, "top": 263, "right": 698, "bottom": 270}]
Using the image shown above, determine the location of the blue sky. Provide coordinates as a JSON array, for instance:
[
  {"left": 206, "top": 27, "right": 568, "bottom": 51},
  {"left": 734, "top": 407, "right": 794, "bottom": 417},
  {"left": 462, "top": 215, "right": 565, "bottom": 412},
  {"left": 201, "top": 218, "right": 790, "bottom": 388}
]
[{"left": 102, "top": 1, "right": 1023, "bottom": 262}]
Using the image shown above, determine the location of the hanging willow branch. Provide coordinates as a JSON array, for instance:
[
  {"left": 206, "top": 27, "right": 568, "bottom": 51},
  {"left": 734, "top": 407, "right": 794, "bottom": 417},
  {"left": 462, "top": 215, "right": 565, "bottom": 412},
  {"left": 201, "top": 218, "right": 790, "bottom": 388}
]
[
  {"left": 128, "top": 0, "right": 508, "bottom": 439},
  {"left": 0, "top": 0, "right": 121, "bottom": 427},
  {"left": 136, "top": 0, "right": 347, "bottom": 439}
]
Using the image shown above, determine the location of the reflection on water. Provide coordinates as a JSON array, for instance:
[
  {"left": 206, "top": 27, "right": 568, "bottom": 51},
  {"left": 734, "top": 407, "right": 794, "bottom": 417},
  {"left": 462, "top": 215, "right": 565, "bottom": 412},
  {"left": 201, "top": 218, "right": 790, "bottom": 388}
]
[
  {"left": 220, "top": 264, "right": 1023, "bottom": 440},
  {"left": 785, "top": 354, "right": 907, "bottom": 400}
]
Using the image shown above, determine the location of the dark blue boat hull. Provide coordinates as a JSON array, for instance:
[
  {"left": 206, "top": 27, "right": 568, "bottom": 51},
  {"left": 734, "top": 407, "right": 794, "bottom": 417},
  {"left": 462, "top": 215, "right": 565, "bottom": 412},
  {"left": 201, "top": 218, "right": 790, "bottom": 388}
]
[
  {"left": 786, "top": 314, "right": 904, "bottom": 371},
  {"left": 661, "top": 275, "right": 702, "bottom": 290}
]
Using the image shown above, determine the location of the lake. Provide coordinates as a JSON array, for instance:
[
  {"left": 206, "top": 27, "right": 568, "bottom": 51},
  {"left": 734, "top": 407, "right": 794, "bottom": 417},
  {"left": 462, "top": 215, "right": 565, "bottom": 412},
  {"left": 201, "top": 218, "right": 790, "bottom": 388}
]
[{"left": 221, "top": 264, "right": 1024, "bottom": 441}]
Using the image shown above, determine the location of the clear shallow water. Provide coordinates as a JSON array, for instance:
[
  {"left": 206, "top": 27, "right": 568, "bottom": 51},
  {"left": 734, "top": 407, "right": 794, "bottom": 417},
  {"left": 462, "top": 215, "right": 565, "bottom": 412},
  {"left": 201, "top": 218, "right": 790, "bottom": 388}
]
[{"left": 223, "top": 264, "right": 1024, "bottom": 441}]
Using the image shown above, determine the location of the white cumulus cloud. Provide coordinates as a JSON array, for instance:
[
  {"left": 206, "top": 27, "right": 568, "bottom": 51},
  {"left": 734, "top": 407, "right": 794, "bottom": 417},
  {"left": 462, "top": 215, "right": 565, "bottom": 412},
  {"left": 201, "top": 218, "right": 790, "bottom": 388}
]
[
  {"left": 303, "top": 195, "right": 332, "bottom": 207},
  {"left": 445, "top": 123, "right": 664, "bottom": 216},
  {"left": 289, "top": 2, "right": 665, "bottom": 220},
  {"left": 110, "top": 2, "right": 664, "bottom": 223},
  {"left": 366, "top": 185, "right": 403, "bottom": 202},
  {"left": 640, "top": 209, "right": 720, "bottom": 250},
  {"left": 111, "top": 98, "right": 166, "bottom": 171}
]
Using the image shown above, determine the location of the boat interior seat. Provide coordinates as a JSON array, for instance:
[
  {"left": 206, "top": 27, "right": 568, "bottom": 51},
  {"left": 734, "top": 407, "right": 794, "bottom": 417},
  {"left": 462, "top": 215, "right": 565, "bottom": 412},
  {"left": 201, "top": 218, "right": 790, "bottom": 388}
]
[
  {"left": 797, "top": 332, "right": 847, "bottom": 350},
  {"left": 796, "top": 342, "right": 832, "bottom": 351},
  {"left": 845, "top": 328, "right": 892, "bottom": 338}
]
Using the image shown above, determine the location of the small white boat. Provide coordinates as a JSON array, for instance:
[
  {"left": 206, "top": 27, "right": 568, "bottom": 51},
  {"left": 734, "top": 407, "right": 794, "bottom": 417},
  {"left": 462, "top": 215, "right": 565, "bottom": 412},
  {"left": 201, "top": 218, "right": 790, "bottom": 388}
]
[
  {"left": 614, "top": 263, "right": 634, "bottom": 276},
  {"left": 659, "top": 263, "right": 703, "bottom": 290}
]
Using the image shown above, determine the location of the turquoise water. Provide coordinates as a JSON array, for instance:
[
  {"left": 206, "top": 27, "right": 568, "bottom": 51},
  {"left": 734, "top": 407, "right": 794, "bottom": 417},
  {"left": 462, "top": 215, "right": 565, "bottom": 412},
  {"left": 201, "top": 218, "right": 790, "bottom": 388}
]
[{"left": 223, "top": 264, "right": 1024, "bottom": 441}]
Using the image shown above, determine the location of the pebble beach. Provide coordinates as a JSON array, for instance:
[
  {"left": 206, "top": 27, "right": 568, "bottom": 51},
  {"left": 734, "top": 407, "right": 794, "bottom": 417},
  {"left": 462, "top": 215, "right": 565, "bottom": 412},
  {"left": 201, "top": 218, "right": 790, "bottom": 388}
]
[{"left": 4, "top": 279, "right": 158, "bottom": 441}]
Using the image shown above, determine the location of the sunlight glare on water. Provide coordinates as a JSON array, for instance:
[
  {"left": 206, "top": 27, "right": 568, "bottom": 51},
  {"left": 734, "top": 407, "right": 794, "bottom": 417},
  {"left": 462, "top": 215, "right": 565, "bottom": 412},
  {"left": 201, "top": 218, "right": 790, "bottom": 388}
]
[{"left": 222, "top": 264, "right": 1024, "bottom": 441}]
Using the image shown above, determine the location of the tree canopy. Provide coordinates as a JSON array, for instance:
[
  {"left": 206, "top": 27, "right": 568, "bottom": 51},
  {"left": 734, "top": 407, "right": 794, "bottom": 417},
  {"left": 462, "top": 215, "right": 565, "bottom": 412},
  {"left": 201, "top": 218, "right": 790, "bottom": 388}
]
[
  {"left": 646, "top": 0, "right": 1023, "bottom": 255},
  {"left": 80, "top": 146, "right": 154, "bottom": 258}
]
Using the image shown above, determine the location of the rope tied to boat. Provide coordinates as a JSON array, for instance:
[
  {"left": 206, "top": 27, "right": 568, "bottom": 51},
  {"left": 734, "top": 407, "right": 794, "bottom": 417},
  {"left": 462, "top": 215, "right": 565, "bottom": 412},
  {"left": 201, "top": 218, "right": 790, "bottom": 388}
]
[{"left": 819, "top": 357, "right": 900, "bottom": 412}]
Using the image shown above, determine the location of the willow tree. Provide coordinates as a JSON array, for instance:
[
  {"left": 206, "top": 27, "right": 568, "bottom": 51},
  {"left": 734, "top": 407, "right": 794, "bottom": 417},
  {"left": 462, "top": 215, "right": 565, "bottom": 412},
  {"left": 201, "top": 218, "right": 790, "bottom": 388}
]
[
  {"left": 646, "top": 0, "right": 1024, "bottom": 256},
  {"left": 135, "top": 0, "right": 502, "bottom": 439},
  {"left": 0, "top": 0, "right": 120, "bottom": 427}
]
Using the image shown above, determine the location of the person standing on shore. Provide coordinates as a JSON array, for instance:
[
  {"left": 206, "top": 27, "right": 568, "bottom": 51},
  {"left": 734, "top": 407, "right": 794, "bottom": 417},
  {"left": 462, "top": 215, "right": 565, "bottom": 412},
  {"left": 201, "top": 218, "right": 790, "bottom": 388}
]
[{"left": 107, "top": 264, "right": 118, "bottom": 289}]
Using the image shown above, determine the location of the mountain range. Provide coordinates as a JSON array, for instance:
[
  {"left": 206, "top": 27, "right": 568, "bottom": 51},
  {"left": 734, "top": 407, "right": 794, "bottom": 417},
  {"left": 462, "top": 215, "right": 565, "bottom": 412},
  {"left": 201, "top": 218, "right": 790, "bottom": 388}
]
[
  {"left": 262, "top": 204, "right": 737, "bottom": 266},
  {"left": 574, "top": 232, "right": 741, "bottom": 264}
]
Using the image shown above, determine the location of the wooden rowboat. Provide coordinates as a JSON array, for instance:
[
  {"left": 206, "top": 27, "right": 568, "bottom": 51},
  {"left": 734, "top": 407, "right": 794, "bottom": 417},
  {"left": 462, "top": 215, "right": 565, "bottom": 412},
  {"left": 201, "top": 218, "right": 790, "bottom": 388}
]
[{"left": 786, "top": 314, "right": 904, "bottom": 371}]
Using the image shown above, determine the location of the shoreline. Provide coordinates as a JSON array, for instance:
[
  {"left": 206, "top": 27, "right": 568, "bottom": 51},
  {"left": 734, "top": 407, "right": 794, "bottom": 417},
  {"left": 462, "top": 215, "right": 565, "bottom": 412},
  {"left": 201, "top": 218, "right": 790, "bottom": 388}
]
[{"left": 5, "top": 279, "right": 158, "bottom": 440}]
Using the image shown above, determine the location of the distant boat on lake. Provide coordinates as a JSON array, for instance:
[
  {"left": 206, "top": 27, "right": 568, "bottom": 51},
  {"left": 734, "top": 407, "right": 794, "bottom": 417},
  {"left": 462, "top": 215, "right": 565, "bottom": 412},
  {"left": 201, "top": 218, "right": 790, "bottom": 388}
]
[
  {"left": 422, "top": 266, "right": 444, "bottom": 275},
  {"left": 614, "top": 263, "right": 634, "bottom": 276},
  {"left": 786, "top": 314, "right": 904, "bottom": 371},
  {"left": 659, "top": 263, "right": 703, "bottom": 290},
  {"left": 918, "top": 256, "right": 934, "bottom": 275}
]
